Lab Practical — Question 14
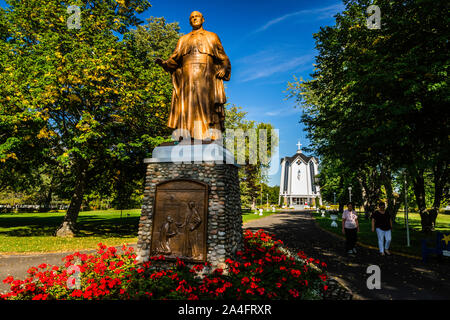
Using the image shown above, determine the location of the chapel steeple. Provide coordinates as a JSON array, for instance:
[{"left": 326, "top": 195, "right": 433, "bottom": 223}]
[{"left": 296, "top": 140, "right": 302, "bottom": 154}]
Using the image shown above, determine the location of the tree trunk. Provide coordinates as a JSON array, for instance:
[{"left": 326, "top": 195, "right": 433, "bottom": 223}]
[
  {"left": 430, "top": 160, "right": 448, "bottom": 230},
  {"left": 55, "top": 160, "right": 88, "bottom": 237},
  {"left": 39, "top": 188, "right": 52, "bottom": 212},
  {"left": 338, "top": 202, "right": 344, "bottom": 213},
  {"left": 380, "top": 166, "right": 401, "bottom": 223},
  {"left": 359, "top": 179, "right": 373, "bottom": 219},
  {"left": 358, "top": 169, "right": 381, "bottom": 219},
  {"left": 411, "top": 169, "right": 431, "bottom": 233}
]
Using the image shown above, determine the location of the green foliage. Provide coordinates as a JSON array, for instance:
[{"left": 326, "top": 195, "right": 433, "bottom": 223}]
[
  {"left": 224, "top": 105, "right": 278, "bottom": 207},
  {"left": 287, "top": 0, "right": 449, "bottom": 218},
  {"left": 0, "top": 1, "right": 183, "bottom": 232}
]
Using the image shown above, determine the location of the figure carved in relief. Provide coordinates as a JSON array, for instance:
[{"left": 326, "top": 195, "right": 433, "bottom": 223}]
[
  {"left": 158, "top": 215, "right": 178, "bottom": 254},
  {"left": 177, "top": 201, "right": 202, "bottom": 257}
]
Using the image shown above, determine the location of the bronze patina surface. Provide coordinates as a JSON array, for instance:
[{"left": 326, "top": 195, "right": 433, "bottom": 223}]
[
  {"left": 150, "top": 180, "right": 208, "bottom": 262},
  {"left": 155, "top": 11, "right": 231, "bottom": 141}
]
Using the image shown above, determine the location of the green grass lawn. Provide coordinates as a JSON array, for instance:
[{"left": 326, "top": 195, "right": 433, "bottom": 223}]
[
  {"left": 242, "top": 209, "right": 279, "bottom": 223},
  {"left": 0, "top": 208, "right": 279, "bottom": 254},
  {"left": 314, "top": 211, "right": 450, "bottom": 257},
  {"left": 0, "top": 209, "right": 141, "bottom": 254}
]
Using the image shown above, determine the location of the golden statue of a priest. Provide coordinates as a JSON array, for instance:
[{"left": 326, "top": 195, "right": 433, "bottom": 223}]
[{"left": 155, "top": 11, "right": 231, "bottom": 141}]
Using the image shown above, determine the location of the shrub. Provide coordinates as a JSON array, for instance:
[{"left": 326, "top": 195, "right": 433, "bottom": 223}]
[{"left": 1, "top": 229, "right": 328, "bottom": 300}]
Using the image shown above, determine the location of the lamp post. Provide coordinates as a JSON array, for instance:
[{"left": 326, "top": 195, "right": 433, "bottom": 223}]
[
  {"left": 348, "top": 186, "right": 352, "bottom": 203},
  {"left": 333, "top": 192, "right": 336, "bottom": 205},
  {"left": 260, "top": 184, "right": 263, "bottom": 208}
]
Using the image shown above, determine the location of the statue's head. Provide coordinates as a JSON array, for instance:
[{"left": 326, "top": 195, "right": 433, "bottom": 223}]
[{"left": 189, "top": 11, "right": 204, "bottom": 30}]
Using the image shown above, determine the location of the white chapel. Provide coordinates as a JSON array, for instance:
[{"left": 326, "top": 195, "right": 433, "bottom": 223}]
[{"left": 279, "top": 141, "right": 322, "bottom": 209}]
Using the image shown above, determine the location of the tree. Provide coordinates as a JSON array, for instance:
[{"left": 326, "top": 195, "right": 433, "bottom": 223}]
[
  {"left": 287, "top": 0, "right": 449, "bottom": 231},
  {"left": 91, "top": 16, "right": 181, "bottom": 211},
  {"left": 0, "top": 1, "right": 185, "bottom": 237},
  {"left": 261, "top": 183, "right": 279, "bottom": 206},
  {"left": 224, "top": 105, "right": 278, "bottom": 208}
]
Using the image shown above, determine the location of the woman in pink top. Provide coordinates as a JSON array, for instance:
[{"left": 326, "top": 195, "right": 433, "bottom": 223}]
[{"left": 342, "top": 202, "right": 360, "bottom": 254}]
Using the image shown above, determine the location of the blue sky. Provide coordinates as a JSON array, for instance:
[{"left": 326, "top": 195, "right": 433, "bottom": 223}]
[{"left": 0, "top": 0, "right": 344, "bottom": 186}]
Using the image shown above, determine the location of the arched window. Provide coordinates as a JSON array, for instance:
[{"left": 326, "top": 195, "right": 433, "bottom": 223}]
[
  {"left": 309, "top": 161, "right": 316, "bottom": 193},
  {"left": 283, "top": 161, "right": 290, "bottom": 193}
]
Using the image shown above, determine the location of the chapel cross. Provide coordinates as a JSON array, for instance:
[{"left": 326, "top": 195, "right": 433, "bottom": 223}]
[{"left": 297, "top": 141, "right": 302, "bottom": 152}]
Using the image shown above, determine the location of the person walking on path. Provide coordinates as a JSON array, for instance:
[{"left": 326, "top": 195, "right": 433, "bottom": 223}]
[
  {"left": 371, "top": 202, "right": 393, "bottom": 256},
  {"left": 342, "top": 202, "right": 359, "bottom": 255}
]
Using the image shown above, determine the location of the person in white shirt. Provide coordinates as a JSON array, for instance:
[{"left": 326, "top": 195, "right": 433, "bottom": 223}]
[{"left": 342, "top": 202, "right": 360, "bottom": 254}]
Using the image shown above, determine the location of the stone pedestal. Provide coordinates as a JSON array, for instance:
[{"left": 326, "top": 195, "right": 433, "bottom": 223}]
[{"left": 136, "top": 142, "right": 242, "bottom": 270}]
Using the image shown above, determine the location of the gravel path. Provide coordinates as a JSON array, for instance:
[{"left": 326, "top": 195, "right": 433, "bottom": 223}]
[{"left": 244, "top": 211, "right": 450, "bottom": 300}]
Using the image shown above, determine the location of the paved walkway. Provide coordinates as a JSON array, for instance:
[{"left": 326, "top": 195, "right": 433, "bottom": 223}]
[
  {"left": 1, "top": 212, "right": 449, "bottom": 299},
  {"left": 244, "top": 211, "right": 450, "bottom": 300}
]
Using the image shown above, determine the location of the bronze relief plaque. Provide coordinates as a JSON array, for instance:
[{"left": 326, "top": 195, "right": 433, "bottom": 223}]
[{"left": 150, "top": 180, "right": 208, "bottom": 262}]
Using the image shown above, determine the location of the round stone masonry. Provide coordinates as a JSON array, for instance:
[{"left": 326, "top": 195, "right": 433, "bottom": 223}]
[{"left": 136, "top": 156, "right": 243, "bottom": 271}]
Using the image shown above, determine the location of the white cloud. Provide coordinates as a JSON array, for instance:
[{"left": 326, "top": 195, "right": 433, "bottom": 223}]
[
  {"left": 264, "top": 105, "right": 299, "bottom": 117},
  {"left": 252, "top": 3, "right": 344, "bottom": 34},
  {"left": 238, "top": 53, "right": 314, "bottom": 82}
]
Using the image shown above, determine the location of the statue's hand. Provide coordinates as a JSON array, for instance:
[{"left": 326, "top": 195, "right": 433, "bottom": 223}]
[{"left": 216, "top": 68, "right": 226, "bottom": 79}]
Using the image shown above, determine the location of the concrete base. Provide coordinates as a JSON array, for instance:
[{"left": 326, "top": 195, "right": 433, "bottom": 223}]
[{"left": 144, "top": 141, "right": 236, "bottom": 165}]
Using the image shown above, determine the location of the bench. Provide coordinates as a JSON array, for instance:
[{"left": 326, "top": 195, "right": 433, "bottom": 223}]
[{"left": 421, "top": 232, "right": 450, "bottom": 262}]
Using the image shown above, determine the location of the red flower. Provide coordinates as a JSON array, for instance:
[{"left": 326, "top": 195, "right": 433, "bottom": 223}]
[
  {"left": 256, "top": 287, "right": 265, "bottom": 295},
  {"left": 107, "top": 247, "right": 117, "bottom": 254},
  {"left": 319, "top": 274, "right": 327, "bottom": 282},
  {"left": 3, "top": 276, "right": 14, "bottom": 284},
  {"left": 32, "top": 294, "right": 48, "bottom": 300},
  {"left": 176, "top": 258, "right": 186, "bottom": 267},
  {"left": 0, "top": 238, "right": 329, "bottom": 301},
  {"left": 71, "top": 290, "right": 83, "bottom": 298},
  {"left": 290, "top": 269, "right": 301, "bottom": 278},
  {"left": 245, "top": 289, "right": 255, "bottom": 295},
  {"left": 289, "top": 289, "right": 299, "bottom": 298}
]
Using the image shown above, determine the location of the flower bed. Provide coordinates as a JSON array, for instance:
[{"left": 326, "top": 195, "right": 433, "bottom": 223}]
[{"left": 1, "top": 229, "right": 329, "bottom": 300}]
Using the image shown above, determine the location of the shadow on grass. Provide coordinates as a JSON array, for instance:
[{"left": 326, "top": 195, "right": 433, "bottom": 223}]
[{"left": 0, "top": 214, "right": 139, "bottom": 238}]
